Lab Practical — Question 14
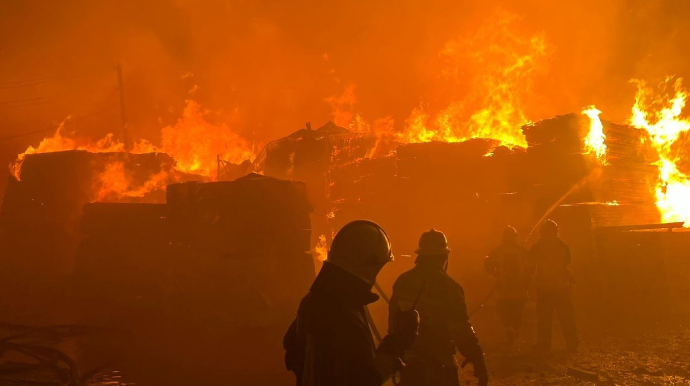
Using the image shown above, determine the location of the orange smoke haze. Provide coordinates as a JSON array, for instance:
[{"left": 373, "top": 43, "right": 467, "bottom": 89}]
[{"left": 2, "top": 0, "right": 690, "bottom": 192}]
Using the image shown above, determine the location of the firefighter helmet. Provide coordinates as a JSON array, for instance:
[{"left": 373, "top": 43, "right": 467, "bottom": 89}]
[
  {"left": 540, "top": 219, "right": 558, "bottom": 237},
  {"left": 503, "top": 225, "right": 518, "bottom": 241},
  {"left": 415, "top": 228, "right": 451, "bottom": 255},
  {"left": 326, "top": 220, "right": 393, "bottom": 285}
]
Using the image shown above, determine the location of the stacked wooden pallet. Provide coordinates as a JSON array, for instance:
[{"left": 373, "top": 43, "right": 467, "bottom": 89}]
[
  {"left": 0, "top": 150, "right": 177, "bottom": 280},
  {"left": 75, "top": 173, "right": 315, "bottom": 386},
  {"left": 522, "top": 114, "right": 661, "bottom": 228}
]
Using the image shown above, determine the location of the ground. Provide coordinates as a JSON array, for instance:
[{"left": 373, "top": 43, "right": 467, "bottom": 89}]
[{"left": 460, "top": 328, "right": 690, "bottom": 385}]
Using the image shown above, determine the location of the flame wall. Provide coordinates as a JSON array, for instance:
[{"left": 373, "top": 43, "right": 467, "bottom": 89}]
[{"left": 3, "top": 0, "right": 690, "bottom": 193}]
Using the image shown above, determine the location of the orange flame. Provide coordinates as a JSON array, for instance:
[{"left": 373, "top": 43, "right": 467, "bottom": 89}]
[
  {"left": 582, "top": 105, "right": 607, "bottom": 164},
  {"left": 95, "top": 161, "right": 171, "bottom": 202},
  {"left": 331, "top": 9, "right": 546, "bottom": 150},
  {"left": 11, "top": 99, "right": 257, "bottom": 202},
  {"left": 629, "top": 77, "right": 690, "bottom": 226},
  {"left": 326, "top": 84, "right": 357, "bottom": 128},
  {"left": 155, "top": 100, "right": 255, "bottom": 177},
  {"left": 314, "top": 234, "right": 328, "bottom": 262},
  {"left": 12, "top": 117, "right": 124, "bottom": 180},
  {"left": 400, "top": 9, "right": 546, "bottom": 148}
]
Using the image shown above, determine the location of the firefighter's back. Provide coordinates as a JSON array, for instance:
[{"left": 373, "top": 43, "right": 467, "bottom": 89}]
[{"left": 391, "top": 265, "right": 464, "bottom": 364}]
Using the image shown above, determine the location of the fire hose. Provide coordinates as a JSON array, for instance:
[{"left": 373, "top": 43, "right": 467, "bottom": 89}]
[{"left": 0, "top": 322, "right": 120, "bottom": 386}]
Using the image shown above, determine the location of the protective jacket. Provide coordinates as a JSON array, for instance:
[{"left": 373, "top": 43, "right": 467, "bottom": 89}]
[
  {"left": 485, "top": 241, "right": 529, "bottom": 300},
  {"left": 526, "top": 237, "right": 572, "bottom": 291},
  {"left": 284, "top": 262, "right": 395, "bottom": 386},
  {"left": 389, "top": 263, "right": 483, "bottom": 367}
]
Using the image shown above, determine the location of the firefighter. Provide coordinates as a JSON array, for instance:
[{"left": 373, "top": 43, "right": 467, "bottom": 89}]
[
  {"left": 484, "top": 226, "right": 528, "bottom": 345},
  {"left": 284, "top": 220, "right": 419, "bottom": 386},
  {"left": 389, "top": 229, "right": 488, "bottom": 386},
  {"left": 526, "top": 220, "right": 578, "bottom": 352}
]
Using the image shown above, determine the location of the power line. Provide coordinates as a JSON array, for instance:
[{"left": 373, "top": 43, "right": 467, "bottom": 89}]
[
  {"left": 0, "top": 105, "right": 119, "bottom": 142},
  {"left": 0, "top": 97, "right": 43, "bottom": 106},
  {"left": 0, "top": 74, "right": 81, "bottom": 89},
  {"left": 0, "top": 73, "right": 75, "bottom": 86},
  {"left": 0, "top": 88, "right": 118, "bottom": 109},
  {"left": 0, "top": 126, "right": 57, "bottom": 141},
  {"left": 0, "top": 68, "right": 109, "bottom": 90}
]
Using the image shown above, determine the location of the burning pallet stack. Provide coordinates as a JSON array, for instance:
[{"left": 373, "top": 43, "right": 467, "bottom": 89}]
[{"left": 522, "top": 113, "right": 661, "bottom": 228}]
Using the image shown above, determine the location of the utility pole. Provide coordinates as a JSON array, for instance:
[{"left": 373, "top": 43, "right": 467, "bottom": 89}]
[
  {"left": 217, "top": 154, "right": 221, "bottom": 181},
  {"left": 115, "top": 63, "right": 130, "bottom": 151}
]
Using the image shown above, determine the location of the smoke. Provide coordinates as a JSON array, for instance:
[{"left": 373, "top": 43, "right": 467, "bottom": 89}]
[{"left": 1, "top": 0, "right": 690, "bottom": 189}]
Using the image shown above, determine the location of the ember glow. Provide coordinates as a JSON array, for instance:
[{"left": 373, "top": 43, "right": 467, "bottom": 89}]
[
  {"left": 314, "top": 234, "right": 328, "bottom": 262},
  {"left": 582, "top": 105, "right": 607, "bottom": 164},
  {"left": 629, "top": 78, "right": 690, "bottom": 226}
]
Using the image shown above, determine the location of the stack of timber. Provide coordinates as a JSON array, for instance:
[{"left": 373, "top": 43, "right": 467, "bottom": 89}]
[
  {"left": 255, "top": 121, "right": 349, "bottom": 180},
  {"left": 75, "top": 173, "right": 314, "bottom": 386},
  {"left": 0, "top": 150, "right": 177, "bottom": 326},
  {"left": 523, "top": 114, "right": 661, "bottom": 228},
  {"left": 591, "top": 225, "right": 690, "bottom": 325},
  {"left": 166, "top": 173, "right": 314, "bottom": 315},
  {"left": 327, "top": 155, "right": 398, "bottom": 221}
]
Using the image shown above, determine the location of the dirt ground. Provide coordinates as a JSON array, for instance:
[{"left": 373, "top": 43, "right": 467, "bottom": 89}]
[{"left": 462, "top": 327, "right": 690, "bottom": 386}]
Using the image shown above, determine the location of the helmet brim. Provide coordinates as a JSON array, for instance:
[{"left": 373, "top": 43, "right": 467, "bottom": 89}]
[{"left": 415, "top": 247, "right": 451, "bottom": 255}]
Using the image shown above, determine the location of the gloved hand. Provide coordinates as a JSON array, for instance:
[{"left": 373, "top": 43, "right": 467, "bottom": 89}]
[
  {"left": 461, "top": 357, "right": 489, "bottom": 386},
  {"left": 474, "top": 359, "right": 489, "bottom": 386},
  {"left": 378, "top": 308, "right": 419, "bottom": 358}
]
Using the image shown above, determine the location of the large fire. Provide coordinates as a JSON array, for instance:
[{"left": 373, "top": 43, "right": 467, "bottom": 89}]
[
  {"left": 629, "top": 77, "right": 690, "bottom": 226},
  {"left": 8, "top": 8, "right": 689, "bottom": 229},
  {"left": 582, "top": 105, "right": 607, "bottom": 164},
  {"left": 11, "top": 99, "right": 256, "bottom": 202},
  {"left": 12, "top": 117, "right": 124, "bottom": 181},
  {"left": 150, "top": 99, "right": 256, "bottom": 176},
  {"left": 327, "top": 9, "right": 546, "bottom": 150},
  {"left": 399, "top": 9, "right": 546, "bottom": 148}
]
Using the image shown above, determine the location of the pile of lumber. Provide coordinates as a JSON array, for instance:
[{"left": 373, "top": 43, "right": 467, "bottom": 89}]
[
  {"left": 75, "top": 173, "right": 314, "bottom": 386},
  {"left": 0, "top": 150, "right": 176, "bottom": 282},
  {"left": 256, "top": 121, "right": 350, "bottom": 180},
  {"left": 589, "top": 226, "right": 690, "bottom": 324},
  {"left": 522, "top": 114, "right": 661, "bottom": 228}
]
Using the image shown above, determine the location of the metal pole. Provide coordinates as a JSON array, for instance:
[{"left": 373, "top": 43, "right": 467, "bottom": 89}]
[{"left": 116, "top": 63, "right": 129, "bottom": 151}]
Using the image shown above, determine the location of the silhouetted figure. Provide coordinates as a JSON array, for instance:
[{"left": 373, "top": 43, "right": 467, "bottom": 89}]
[
  {"left": 284, "top": 220, "right": 419, "bottom": 386},
  {"left": 485, "top": 226, "right": 528, "bottom": 345},
  {"left": 389, "top": 229, "right": 488, "bottom": 386},
  {"left": 527, "top": 220, "right": 578, "bottom": 352}
]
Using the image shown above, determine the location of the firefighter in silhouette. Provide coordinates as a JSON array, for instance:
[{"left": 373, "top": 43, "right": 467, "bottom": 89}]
[
  {"left": 389, "top": 229, "right": 488, "bottom": 386},
  {"left": 526, "top": 220, "right": 578, "bottom": 352},
  {"left": 484, "top": 226, "right": 528, "bottom": 345},
  {"left": 284, "top": 220, "right": 419, "bottom": 386}
]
